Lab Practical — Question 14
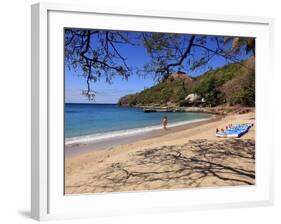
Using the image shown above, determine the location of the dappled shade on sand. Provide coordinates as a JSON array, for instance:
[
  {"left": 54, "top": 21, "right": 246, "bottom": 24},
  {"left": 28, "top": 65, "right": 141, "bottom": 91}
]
[{"left": 65, "top": 139, "right": 255, "bottom": 194}]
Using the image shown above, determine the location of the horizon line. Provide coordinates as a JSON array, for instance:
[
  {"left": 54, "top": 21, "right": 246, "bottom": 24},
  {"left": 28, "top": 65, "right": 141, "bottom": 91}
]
[{"left": 65, "top": 102, "right": 118, "bottom": 104}]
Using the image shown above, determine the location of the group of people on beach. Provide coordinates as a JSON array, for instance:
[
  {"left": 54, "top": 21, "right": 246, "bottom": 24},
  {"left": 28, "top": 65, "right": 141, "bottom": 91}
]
[{"left": 216, "top": 124, "right": 233, "bottom": 133}]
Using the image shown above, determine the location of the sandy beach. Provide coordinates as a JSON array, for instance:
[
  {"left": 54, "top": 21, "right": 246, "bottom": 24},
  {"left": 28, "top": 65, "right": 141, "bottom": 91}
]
[{"left": 65, "top": 111, "right": 255, "bottom": 195}]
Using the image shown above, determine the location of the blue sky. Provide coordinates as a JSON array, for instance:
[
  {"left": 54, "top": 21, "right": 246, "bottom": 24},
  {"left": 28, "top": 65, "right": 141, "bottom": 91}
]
[{"left": 65, "top": 31, "right": 252, "bottom": 104}]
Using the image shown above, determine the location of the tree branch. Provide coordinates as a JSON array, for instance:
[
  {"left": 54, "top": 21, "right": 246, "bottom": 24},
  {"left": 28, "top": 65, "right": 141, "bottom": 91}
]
[
  {"left": 192, "top": 43, "right": 254, "bottom": 72},
  {"left": 165, "top": 35, "right": 195, "bottom": 74}
]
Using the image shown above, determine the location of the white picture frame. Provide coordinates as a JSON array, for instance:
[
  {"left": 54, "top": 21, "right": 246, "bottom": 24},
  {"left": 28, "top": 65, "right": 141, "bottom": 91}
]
[{"left": 31, "top": 2, "right": 274, "bottom": 221}]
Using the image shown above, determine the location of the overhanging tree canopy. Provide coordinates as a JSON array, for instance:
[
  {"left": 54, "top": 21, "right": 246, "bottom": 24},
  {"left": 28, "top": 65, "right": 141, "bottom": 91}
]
[{"left": 64, "top": 28, "right": 255, "bottom": 100}]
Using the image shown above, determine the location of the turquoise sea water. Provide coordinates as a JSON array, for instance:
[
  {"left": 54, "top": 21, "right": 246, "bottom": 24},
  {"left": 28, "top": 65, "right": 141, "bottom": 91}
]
[{"left": 65, "top": 103, "right": 211, "bottom": 144}]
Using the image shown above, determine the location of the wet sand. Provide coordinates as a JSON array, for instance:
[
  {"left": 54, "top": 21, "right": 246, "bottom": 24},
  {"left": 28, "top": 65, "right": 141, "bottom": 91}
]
[
  {"left": 65, "top": 115, "right": 220, "bottom": 157},
  {"left": 65, "top": 111, "right": 255, "bottom": 195}
]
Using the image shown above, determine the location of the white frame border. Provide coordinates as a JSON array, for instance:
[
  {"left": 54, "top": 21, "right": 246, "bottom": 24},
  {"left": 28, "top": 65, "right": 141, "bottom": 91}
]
[{"left": 31, "top": 2, "right": 274, "bottom": 221}]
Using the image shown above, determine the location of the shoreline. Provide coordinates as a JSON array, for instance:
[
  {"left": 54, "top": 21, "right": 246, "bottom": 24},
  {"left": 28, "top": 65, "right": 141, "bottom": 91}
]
[
  {"left": 65, "top": 115, "right": 213, "bottom": 145},
  {"left": 65, "top": 111, "right": 255, "bottom": 194},
  {"left": 65, "top": 114, "right": 220, "bottom": 157},
  {"left": 121, "top": 104, "right": 255, "bottom": 115}
]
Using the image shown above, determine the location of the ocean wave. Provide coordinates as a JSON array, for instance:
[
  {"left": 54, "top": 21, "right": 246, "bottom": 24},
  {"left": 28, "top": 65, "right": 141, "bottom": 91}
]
[{"left": 65, "top": 118, "right": 210, "bottom": 146}]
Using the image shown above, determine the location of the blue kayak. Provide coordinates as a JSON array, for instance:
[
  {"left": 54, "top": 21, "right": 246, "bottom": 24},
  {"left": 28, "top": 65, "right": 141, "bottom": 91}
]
[{"left": 216, "top": 123, "right": 254, "bottom": 138}]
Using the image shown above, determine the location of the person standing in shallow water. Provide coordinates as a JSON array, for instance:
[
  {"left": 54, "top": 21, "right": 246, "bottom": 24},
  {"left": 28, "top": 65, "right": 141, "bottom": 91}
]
[{"left": 162, "top": 116, "right": 168, "bottom": 130}]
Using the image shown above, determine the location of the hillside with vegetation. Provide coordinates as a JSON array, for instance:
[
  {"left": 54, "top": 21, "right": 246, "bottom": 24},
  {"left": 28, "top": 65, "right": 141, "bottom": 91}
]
[{"left": 118, "top": 57, "right": 255, "bottom": 107}]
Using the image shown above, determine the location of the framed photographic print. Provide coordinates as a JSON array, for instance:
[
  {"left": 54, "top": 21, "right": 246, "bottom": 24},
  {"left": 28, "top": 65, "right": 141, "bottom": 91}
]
[{"left": 31, "top": 2, "right": 274, "bottom": 221}]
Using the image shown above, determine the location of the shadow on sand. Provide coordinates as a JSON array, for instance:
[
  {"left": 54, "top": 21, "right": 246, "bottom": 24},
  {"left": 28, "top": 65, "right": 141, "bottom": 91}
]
[{"left": 66, "top": 139, "right": 255, "bottom": 193}]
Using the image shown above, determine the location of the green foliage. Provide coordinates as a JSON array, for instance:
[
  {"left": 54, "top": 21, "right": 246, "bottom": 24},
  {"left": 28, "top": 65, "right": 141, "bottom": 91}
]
[
  {"left": 191, "top": 63, "right": 243, "bottom": 106},
  {"left": 225, "top": 70, "right": 255, "bottom": 106},
  {"left": 118, "top": 59, "right": 255, "bottom": 107},
  {"left": 118, "top": 75, "right": 191, "bottom": 106},
  {"left": 178, "top": 99, "right": 190, "bottom": 107}
]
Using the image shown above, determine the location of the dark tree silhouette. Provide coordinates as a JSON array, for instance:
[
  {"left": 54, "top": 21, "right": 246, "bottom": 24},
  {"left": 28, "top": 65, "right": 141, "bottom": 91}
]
[
  {"left": 65, "top": 29, "right": 137, "bottom": 99},
  {"left": 140, "top": 34, "right": 255, "bottom": 79},
  {"left": 64, "top": 28, "right": 255, "bottom": 100}
]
